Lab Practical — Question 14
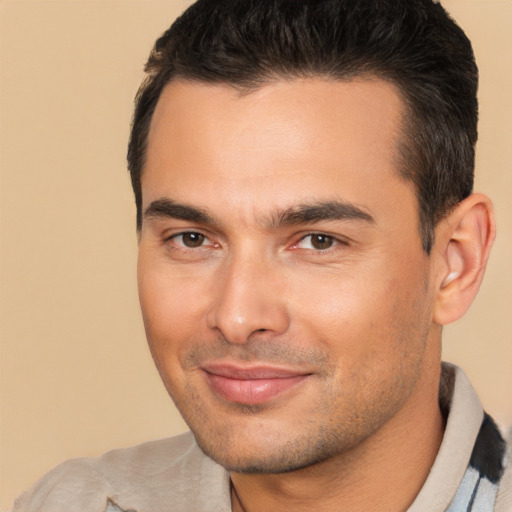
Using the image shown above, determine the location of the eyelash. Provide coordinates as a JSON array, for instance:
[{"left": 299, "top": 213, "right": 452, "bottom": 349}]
[
  {"left": 165, "top": 231, "right": 216, "bottom": 249},
  {"left": 165, "top": 231, "right": 347, "bottom": 253},
  {"left": 293, "top": 233, "right": 344, "bottom": 251}
]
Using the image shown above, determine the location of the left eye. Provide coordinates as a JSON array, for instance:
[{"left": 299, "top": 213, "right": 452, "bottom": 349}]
[
  {"left": 172, "top": 232, "right": 207, "bottom": 248},
  {"left": 296, "top": 234, "right": 337, "bottom": 250}
]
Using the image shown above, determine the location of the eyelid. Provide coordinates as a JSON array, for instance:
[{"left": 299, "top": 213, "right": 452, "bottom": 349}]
[
  {"left": 298, "top": 234, "right": 336, "bottom": 250},
  {"left": 162, "top": 228, "right": 349, "bottom": 251},
  {"left": 164, "top": 230, "right": 217, "bottom": 248},
  {"left": 291, "top": 232, "right": 349, "bottom": 251}
]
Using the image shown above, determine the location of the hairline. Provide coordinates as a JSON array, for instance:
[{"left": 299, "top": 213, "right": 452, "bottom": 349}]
[{"left": 137, "top": 72, "right": 431, "bottom": 250}]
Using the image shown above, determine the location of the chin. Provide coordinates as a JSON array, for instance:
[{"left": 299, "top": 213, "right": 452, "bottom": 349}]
[{"left": 191, "top": 423, "right": 354, "bottom": 474}]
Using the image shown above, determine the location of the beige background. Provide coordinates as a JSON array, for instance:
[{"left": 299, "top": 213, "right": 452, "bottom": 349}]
[{"left": 0, "top": 0, "right": 511, "bottom": 508}]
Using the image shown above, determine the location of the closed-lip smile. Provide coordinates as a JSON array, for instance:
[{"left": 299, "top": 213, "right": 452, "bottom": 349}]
[{"left": 201, "top": 363, "right": 311, "bottom": 405}]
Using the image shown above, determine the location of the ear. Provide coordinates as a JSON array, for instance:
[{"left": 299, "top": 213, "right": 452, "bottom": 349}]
[{"left": 433, "top": 193, "right": 496, "bottom": 325}]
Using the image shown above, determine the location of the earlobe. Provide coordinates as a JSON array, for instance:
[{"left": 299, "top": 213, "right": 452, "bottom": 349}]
[{"left": 433, "top": 193, "right": 496, "bottom": 325}]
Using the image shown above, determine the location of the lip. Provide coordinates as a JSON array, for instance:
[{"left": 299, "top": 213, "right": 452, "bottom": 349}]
[{"left": 201, "top": 363, "right": 311, "bottom": 405}]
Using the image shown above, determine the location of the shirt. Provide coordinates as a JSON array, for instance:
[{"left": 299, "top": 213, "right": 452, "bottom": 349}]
[{"left": 12, "top": 364, "right": 512, "bottom": 512}]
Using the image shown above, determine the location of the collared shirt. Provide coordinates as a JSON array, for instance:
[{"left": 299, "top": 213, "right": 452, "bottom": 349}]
[{"left": 12, "top": 364, "right": 512, "bottom": 512}]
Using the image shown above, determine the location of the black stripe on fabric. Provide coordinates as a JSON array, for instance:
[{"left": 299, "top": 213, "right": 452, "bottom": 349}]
[
  {"left": 466, "top": 477, "right": 480, "bottom": 511},
  {"left": 469, "top": 413, "right": 506, "bottom": 484}
]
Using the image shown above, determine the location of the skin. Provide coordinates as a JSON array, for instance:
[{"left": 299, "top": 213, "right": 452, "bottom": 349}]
[{"left": 137, "top": 78, "right": 493, "bottom": 511}]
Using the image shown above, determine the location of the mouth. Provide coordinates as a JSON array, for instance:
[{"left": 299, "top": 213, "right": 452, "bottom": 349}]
[{"left": 201, "top": 363, "right": 311, "bottom": 405}]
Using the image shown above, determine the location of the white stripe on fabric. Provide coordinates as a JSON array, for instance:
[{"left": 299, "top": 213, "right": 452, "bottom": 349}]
[
  {"left": 446, "top": 467, "right": 480, "bottom": 511},
  {"left": 469, "top": 477, "right": 498, "bottom": 512}
]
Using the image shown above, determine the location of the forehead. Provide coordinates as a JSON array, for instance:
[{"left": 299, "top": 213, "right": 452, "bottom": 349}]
[{"left": 143, "top": 77, "right": 412, "bottom": 221}]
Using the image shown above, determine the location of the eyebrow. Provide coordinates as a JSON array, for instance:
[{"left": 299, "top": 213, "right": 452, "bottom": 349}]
[
  {"left": 266, "top": 201, "right": 375, "bottom": 228},
  {"left": 143, "top": 198, "right": 374, "bottom": 228},
  {"left": 144, "top": 198, "right": 215, "bottom": 225}
]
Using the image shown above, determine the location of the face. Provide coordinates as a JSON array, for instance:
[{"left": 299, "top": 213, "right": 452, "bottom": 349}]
[{"left": 137, "top": 78, "right": 439, "bottom": 473}]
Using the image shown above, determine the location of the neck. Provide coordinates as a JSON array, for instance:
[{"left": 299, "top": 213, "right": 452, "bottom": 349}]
[{"left": 230, "top": 361, "right": 444, "bottom": 512}]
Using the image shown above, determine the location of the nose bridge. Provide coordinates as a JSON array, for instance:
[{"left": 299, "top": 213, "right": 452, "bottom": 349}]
[{"left": 207, "top": 244, "right": 289, "bottom": 344}]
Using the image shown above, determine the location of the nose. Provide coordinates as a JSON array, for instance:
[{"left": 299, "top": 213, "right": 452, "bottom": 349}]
[{"left": 206, "top": 252, "right": 290, "bottom": 344}]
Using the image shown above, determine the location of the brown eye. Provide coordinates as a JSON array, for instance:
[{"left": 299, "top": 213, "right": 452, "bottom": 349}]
[
  {"left": 180, "top": 232, "right": 206, "bottom": 248},
  {"left": 310, "top": 234, "right": 335, "bottom": 250}
]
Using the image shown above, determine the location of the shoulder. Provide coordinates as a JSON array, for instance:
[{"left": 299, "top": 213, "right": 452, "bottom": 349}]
[{"left": 12, "top": 432, "right": 229, "bottom": 512}]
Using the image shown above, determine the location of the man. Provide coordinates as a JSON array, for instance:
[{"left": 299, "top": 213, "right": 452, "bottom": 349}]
[{"left": 13, "top": 0, "right": 511, "bottom": 511}]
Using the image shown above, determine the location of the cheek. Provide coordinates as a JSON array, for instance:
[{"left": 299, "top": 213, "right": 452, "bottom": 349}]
[
  {"left": 137, "top": 257, "right": 209, "bottom": 358},
  {"left": 288, "top": 259, "right": 429, "bottom": 367}
]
